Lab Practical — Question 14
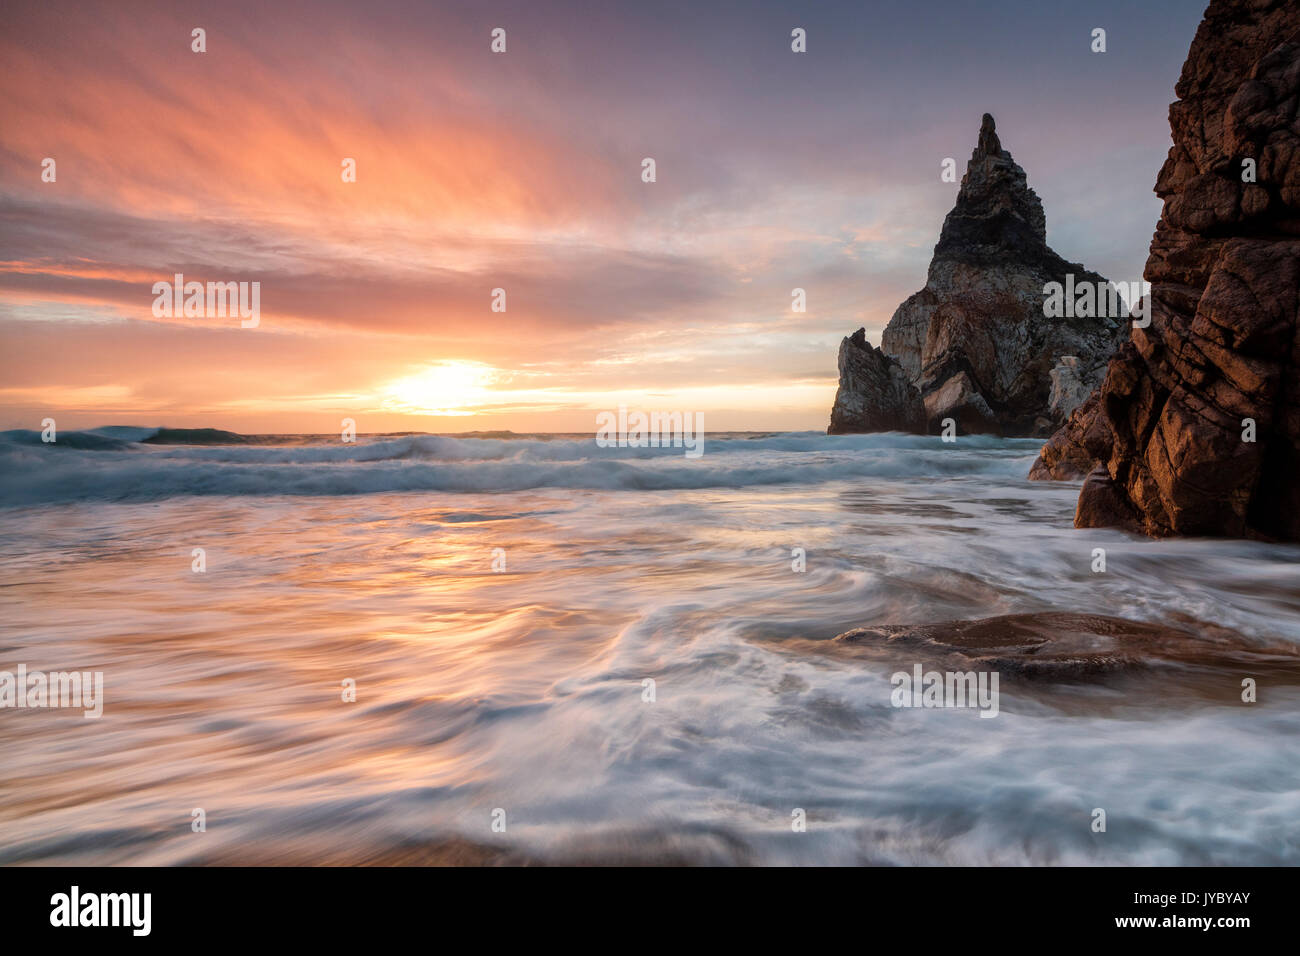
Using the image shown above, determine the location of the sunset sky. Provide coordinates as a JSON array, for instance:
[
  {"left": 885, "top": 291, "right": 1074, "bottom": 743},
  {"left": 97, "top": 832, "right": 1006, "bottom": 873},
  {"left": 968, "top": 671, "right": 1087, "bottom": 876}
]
[{"left": 1, "top": 0, "right": 1206, "bottom": 433}]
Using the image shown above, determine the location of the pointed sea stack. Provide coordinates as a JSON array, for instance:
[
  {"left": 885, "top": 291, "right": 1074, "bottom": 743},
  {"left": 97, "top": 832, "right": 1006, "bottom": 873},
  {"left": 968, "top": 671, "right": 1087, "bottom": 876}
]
[{"left": 831, "top": 114, "right": 1126, "bottom": 437}]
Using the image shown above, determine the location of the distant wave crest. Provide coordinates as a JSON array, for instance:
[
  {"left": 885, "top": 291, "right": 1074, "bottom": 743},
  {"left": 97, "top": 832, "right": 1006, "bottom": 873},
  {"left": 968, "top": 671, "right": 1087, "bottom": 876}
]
[{"left": 0, "top": 428, "right": 1043, "bottom": 504}]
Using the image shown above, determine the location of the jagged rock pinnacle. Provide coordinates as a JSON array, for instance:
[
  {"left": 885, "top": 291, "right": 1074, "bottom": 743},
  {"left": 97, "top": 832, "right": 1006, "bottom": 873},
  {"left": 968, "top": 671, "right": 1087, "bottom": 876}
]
[
  {"left": 938, "top": 113, "right": 1049, "bottom": 258},
  {"left": 977, "top": 113, "right": 1001, "bottom": 156},
  {"left": 858, "top": 114, "right": 1124, "bottom": 436}
]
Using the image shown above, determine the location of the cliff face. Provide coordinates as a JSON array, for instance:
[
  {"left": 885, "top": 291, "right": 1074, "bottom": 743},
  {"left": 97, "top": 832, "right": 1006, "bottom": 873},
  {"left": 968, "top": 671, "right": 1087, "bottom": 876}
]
[
  {"left": 1030, "top": 0, "right": 1300, "bottom": 540},
  {"left": 828, "top": 328, "right": 926, "bottom": 434},
  {"left": 878, "top": 114, "right": 1127, "bottom": 436}
]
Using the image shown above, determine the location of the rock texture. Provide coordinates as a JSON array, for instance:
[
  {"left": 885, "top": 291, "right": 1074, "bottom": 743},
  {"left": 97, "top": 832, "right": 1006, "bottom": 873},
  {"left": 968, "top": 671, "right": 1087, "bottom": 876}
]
[
  {"left": 1027, "top": 391, "right": 1108, "bottom": 480},
  {"left": 876, "top": 114, "right": 1127, "bottom": 436},
  {"left": 832, "top": 611, "right": 1298, "bottom": 680},
  {"left": 1030, "top": 0, "right": 1300, "bottom": 540},
  {"left": 1047, "top": 356, "right": 1094, "bottom": 421},
  {"left": 827, "top": 328, "right": 926, "bottom": 434}
]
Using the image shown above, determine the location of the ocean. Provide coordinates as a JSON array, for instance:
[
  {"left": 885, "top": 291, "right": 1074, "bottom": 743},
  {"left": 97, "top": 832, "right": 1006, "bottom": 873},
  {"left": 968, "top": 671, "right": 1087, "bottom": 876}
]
[{"left": 1, "top": 428, "right": 1298, "bottom": 864}]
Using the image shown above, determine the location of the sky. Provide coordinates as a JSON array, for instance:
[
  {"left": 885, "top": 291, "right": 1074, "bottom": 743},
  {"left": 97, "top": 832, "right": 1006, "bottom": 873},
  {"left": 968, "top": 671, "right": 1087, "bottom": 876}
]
[{"left": 0, "top": 0, "right": 1209, "bottom": 433}]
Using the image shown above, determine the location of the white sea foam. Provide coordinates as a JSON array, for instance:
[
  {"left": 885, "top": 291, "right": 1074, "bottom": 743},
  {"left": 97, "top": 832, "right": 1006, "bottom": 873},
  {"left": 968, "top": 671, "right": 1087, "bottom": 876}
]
[{"left": 1, "top": 431, "right": 1296, "bottom": 865}]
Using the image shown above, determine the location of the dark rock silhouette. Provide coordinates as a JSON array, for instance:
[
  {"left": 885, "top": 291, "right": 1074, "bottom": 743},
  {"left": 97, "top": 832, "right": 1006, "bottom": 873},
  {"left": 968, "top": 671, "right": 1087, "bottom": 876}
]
[{"left": 839, "top": 114, "right": 1125, "bottom": 436}]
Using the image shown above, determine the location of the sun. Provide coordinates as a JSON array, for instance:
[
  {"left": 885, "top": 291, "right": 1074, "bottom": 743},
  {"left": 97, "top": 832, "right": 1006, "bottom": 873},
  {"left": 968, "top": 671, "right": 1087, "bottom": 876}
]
[{"left": 380, "top": 361, "right": 497, "bottom": 416}]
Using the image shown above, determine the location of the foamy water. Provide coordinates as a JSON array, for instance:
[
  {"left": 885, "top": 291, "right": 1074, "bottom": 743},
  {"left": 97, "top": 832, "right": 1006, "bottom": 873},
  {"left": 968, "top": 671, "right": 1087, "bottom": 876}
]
[{"left": 1, "top": 430, "right": 1298, "bottom": 864}]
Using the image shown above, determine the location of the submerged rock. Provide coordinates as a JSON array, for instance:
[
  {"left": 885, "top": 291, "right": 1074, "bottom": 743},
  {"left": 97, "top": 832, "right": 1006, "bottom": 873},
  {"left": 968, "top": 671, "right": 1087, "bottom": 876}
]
[
  {"left": 827, "top": 328, "right": 927, "bottom": 434},
  {"left": 868, "top": 114, "right": 1125, "bottom": 436},
  {"left": 1030, "top": 0, "right": 1300, "bottom": 540},
  {"left": 833, "top": 611, "right": 1294, "bottom": 679}
]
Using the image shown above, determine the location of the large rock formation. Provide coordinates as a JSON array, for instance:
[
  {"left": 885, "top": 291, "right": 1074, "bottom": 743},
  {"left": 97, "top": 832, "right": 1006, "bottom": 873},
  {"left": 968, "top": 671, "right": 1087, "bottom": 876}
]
[
  {"left": 877, "top": 114, "right": 1127, "bottom": 435},
  {"left": 828, "top": 328, "right": 926, "bottom": 434},
  {"left": 1030, "top": 0, "right": 1300, "bottom": 540}
]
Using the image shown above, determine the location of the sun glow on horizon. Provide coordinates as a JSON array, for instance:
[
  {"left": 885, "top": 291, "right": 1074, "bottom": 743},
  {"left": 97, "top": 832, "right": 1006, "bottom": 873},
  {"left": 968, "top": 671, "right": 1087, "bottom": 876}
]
[{"left": 379, "top": 361, "right": 499, "bottom": 416}]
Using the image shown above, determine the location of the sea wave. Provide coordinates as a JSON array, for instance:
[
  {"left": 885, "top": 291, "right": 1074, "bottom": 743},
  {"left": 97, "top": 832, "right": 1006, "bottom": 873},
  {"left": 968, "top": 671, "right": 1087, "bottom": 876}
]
[
  {"left": 3, "top": 426, "right": 1298, "bottom": 865},
  {"left": 0, "top": 429, "right": 1045, "bottom": 504}
]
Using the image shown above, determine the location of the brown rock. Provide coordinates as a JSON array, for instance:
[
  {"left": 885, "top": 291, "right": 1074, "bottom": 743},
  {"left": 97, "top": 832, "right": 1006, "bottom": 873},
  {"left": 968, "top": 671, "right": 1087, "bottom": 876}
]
[
  {"left": 832, "top": 611, "right": 1298, "bottom": 680},
  {"left": 1075, "top": 465, "right": 1142, "bottom": 534},
  {"left": 1028, "top": 392, "right": 1106, "bottom": 480},
  {"left": 1029, "top": 0, "right": 1300, "bottom": 541}
]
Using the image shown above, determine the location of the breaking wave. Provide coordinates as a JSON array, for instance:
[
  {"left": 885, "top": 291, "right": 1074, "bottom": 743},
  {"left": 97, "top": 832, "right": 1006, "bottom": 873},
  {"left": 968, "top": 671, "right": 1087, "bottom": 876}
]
[{"left": 0, "top": 428, "right": 1044, "bottom": 505}]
